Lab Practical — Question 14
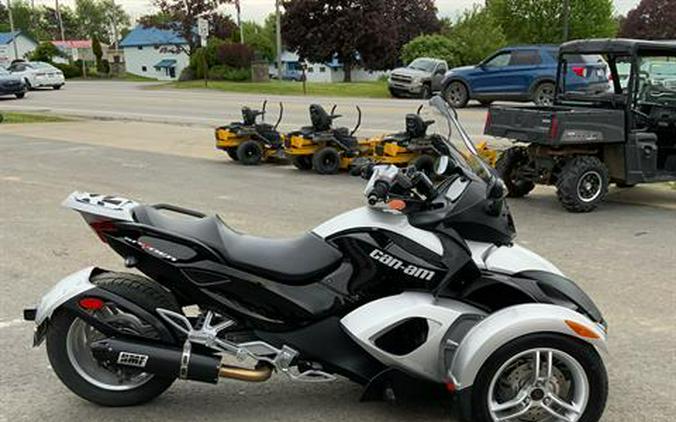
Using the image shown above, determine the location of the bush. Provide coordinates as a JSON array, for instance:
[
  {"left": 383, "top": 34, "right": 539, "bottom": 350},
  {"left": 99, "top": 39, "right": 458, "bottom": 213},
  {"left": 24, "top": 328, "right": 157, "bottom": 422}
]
[
  {"left": 179, "top": 66, "right": 195, "bottom": 81},
  {"left": 216, "top": 42, "right": 254, "bottom": 69},
  {"left": 29, "top": 42, "right": 64, "bottom": 62},
  {"left": 401, "top": 35, "right": 461, "bottom": 68},
  {"left": 208, "top": 65, "right": 250, "bottom": 81},
  {"left": 53, "top": 63, "right": 82, "bottom": 79}
]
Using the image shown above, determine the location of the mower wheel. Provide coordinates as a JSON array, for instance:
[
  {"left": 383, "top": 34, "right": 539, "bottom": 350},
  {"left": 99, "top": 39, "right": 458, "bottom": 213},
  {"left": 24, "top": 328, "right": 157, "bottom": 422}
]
[
  {"left": 496, "top": 147, "right": 535, "bottom": 198},
  {"left": 313, "top": 147, "right": 341, "bottom": 175},
  {"left": 292, "top": 156, "right": 313, "bottom": 170},
  {"left": 237, "top": 140, "right": 263, "bottom": 165},
  {"left": 225, "top": 147, "right": 239, "bottom": 161}
]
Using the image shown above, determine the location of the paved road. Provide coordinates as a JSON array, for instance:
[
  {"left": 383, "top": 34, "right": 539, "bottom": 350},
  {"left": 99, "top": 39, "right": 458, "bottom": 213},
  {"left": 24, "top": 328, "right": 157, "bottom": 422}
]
[
  {"left": 1, "top": 132, "right": 674, "bottom": 421},
  {"left": 0, "top": 81, "right": 493, "bottom": 137}
]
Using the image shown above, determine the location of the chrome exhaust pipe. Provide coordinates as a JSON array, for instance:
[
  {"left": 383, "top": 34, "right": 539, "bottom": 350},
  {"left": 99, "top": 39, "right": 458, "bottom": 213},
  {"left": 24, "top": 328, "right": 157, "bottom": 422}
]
[{"left": 219, "top": 363, "right": 273, "bottom": 382}]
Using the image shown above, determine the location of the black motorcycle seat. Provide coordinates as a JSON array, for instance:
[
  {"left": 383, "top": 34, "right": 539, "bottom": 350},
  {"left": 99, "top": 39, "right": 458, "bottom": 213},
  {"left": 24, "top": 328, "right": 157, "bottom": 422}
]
[{"left": 132, "top": 206, "right": 342, "bottom": 284}]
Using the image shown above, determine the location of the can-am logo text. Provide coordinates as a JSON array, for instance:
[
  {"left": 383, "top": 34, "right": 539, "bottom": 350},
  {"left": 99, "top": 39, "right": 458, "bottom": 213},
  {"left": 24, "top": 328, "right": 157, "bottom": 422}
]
[{"left": 369, "top": 249, "right": 436, "bottom": 281}]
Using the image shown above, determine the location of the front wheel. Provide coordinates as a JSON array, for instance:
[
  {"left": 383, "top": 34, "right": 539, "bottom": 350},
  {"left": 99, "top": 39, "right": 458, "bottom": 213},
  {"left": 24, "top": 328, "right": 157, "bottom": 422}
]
[
  {"left": 225, "top": 147, "right": 239, "bottom": 161},
  {"left": 53, "top": 84, "right": 63, "bottom": 90},
  {"left": 15, "top": 92, "right": 26, "bottom": 99},
  {"left": 292, "top": 155, "right": 313, "bottom": 170},
  {"left": 421, "top": 84, "right": 432, "bottom": 99},
  {"left": 237, "top": 140, "right": 264, "bottom": 165},
  {"left": 312, "top": 147, "right": 341, "bottom": 174},
  {"left": 46, "top": 272, "right": 180, "bottom": 406},
  {"left": 464, "top": 333, "right": 608, "bottom": 422}
]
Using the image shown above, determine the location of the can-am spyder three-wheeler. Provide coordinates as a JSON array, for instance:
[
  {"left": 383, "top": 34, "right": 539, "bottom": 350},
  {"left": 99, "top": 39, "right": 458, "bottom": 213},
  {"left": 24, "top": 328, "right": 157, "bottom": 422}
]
[{"left": 24, "top": 96, "right": 608, "bottom": 422}]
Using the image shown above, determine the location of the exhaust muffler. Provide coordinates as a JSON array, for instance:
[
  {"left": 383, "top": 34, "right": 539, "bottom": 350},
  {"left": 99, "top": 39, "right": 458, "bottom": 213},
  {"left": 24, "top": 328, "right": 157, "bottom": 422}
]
[{"left": 91, "top": 338, "right": 273, "bottom": 384}]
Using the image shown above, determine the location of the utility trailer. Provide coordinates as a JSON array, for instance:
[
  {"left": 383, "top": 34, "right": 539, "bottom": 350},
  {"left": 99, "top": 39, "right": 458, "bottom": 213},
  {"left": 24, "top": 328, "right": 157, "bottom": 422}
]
[{"left": 485, "top": 39, "right": 676, "bottom": 212}]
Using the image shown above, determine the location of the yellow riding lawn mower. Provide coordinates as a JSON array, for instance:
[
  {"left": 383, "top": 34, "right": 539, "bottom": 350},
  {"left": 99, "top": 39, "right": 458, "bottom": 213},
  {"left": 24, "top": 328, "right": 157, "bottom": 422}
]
[
  {"left": 369, "top": 105, "right": 498, "bottom": 173},
  {"left": 284, "top": 104, "right": 380, "bottom": 174},
  {"left": 215, "top": 101, "right": 286, "bottom": 165}
]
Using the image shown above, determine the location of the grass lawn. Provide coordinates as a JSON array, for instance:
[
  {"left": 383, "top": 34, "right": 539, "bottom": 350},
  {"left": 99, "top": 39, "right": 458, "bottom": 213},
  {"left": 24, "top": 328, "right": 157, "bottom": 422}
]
[
  {"left": 159, "top": 80, "right": 390, "bottom": 98},
  {"left": 0, "top": 112, "right": 71, "bottom": 124}
]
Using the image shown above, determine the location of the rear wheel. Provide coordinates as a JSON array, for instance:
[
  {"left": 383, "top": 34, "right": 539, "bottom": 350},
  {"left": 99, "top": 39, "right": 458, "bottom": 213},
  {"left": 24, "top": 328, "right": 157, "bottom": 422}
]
[
  {"left": 46, "top": 272, "right": 180, "bottom": 406},
  {"left": 496, "top": 147, "right": 536, "bottom": 198},
  {"left": 225, "top": 147, "right": 239, "bottom": 161},
  {"left": 237, "top": 140, "right": 264, "bottom": 165},
  {"left": 15, "top": 92, "right": 26, "bottom": 99},
  {"left": 312, "top": 147, "right": 341, "bottom": 174},
  {"left": 444, "top": 81, "right": 469, "bottom": 108},
  {"left": 533, "top": 82, "right": 555, "bottom": 106},
  {"left": 556, "top": 156, "right": 609, "bottom": 213},
  {"left": 292, "top": 155, "right": 313, "bottom": 170},
  {"left": 53, "top": 84, "right": 63, "bottom": 90},
  {"left": 464, "top": 333, "right": 607, "bottom": 422}
]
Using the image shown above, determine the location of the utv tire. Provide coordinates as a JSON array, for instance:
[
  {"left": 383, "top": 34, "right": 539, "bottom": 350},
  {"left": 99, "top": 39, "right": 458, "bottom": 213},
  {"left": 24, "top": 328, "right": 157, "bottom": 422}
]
[
  {"left": 46, "top": 272, "right": 180, "bottom": 407},
  {"left": 237, "top": 140, "right": 263, "bottom": 165},
  {"left": 533, "top": 82, "right": 555, "bottom": 106},
  {"left": 444, "top": 81, "right": 469, "bottom": 108},
  {"left": 292, "top": 155, "right": 313, "bottom": 170},
  {"left": 313, "top": 147, "right": 341, "bottom": 174},
  {"left": 495, "top": 147, "right": 535, "bottom": 198},
  {"left": 412, "top": 154, "right": 436, "bottom": 176},
  {"left": 556, "top": 156, "right": 609, "bottom": 213},
  {"left": 225, "top": 147, "right": 239, "bottom": 161},
  {"left": 461, "top": 333, "right": 608, "bottom": 422}
]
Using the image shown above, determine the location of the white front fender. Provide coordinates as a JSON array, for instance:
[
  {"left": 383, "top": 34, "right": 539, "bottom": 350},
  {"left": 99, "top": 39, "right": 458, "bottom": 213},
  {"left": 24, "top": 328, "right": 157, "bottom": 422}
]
[
  {"left": 34, "top": 267, "right": 98, "bottom": 326},
  {"left": 450, "top": 303, "right": 607, "bottom": 390}
]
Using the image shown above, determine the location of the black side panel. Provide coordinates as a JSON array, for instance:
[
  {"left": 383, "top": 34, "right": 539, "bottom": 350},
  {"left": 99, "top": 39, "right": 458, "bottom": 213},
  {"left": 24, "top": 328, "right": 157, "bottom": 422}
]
[{"left": 255, "top": 317, "right": 385, "bottom": 385}]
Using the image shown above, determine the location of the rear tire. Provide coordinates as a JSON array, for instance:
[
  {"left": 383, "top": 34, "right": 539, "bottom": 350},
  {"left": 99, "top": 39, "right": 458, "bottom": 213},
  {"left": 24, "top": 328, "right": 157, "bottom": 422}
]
[
  {"left": 463, "top": 333, "right": 608, "bottom": 422},
  {"left": 46, "top": 272, "right": 180, "bottom": 406},
  {"left": 556, "top": 156, "right": 609, "bottom": 213},
  {"left": 533, "top": 82, "right": 555, "bottom": 106},
  {"left": 53, "top": 84, "right": 63, "bottom": 90},
  {"left": 496, "top": 147, "right": 536, "bottom": 198},
  {"left": 237, "top": 140, "right": 263, "bottom": 165},
  {"left": 292, "top": 155, "right": 313, "bottom": 170},
  {"left": 15, "top": 92, "right": 26, "bottom": 99},
  {"left": 312, "top": 147, "right": 341, "bottom": 174}
]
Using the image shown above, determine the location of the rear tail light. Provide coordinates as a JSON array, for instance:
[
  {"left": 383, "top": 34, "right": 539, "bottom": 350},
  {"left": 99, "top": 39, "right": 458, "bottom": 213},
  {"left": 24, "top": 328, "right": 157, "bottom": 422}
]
[
  {"left": 79, "top": 297, "right": 105, "bottom": 311},
  {"left": 484, "top": 110, "right": 492, "bottom": 133},
  {"left": 549, "top": 115, "right": 559, "bottom": 140},
  {"left": 88, "top": 220, "right": 116, "bottom": 243},
  {"left": 571, "top": 66, "right": 585, "bottom": 77}
]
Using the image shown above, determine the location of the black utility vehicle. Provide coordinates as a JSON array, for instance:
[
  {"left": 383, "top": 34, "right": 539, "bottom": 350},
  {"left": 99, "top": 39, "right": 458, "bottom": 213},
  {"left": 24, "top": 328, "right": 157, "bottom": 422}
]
[{"left": 485, "top": 39, "right": 676, "bottom": 212}]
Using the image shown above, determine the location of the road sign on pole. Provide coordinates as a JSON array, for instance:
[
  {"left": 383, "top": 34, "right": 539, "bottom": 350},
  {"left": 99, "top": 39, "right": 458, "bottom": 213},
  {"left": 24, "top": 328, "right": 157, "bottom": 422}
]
[{"left": 198, "top": 18, "right": 209, "bottom": 40}]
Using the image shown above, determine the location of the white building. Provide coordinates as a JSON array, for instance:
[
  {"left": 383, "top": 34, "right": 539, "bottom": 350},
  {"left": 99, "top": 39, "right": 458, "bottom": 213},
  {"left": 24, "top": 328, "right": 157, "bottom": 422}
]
[
  {"left": 270, "top": 51, "right": 388, "bottom": 83},
  {"left": 0, "top": 31, "right": 38, "bottom": 68},
  {"left": 120, "top": 26, "right": 189, "bottom": 80}
]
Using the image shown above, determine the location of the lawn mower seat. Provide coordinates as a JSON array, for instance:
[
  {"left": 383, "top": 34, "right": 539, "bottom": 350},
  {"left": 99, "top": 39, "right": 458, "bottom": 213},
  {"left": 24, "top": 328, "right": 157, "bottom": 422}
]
[
  {"left": 310, "top": 104, "right": 339, "bottom": 132},
  {"left": 406, "top": 114, "right": 433, "bottom": 138},
  {"left": 242, "top": 107, "right": 263, "bottom": 126}
]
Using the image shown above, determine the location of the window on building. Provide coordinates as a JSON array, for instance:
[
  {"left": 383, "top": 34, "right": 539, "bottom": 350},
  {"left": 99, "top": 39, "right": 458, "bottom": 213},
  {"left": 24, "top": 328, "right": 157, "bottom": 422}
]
[
  {"left": 320, "top": 66, "right": 326, "bottom": 73},
  {"left": 308, "top": 67, "right": 314, "bottom": 73},
  {"left": 142, "top": 66, "right": 147, "bottom": 72},
  {"left": 138, "top": 46, "right": 143, "bottom": 50}
]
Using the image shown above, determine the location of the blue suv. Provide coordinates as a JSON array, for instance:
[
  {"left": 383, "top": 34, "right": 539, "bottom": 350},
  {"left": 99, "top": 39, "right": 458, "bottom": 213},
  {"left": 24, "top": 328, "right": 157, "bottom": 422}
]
[{"left": 441, "top": 45, "right": 609, "bottom": 108}]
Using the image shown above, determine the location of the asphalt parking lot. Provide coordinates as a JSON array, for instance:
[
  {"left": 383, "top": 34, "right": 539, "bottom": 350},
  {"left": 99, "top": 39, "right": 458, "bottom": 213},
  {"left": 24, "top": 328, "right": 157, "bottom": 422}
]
[{"left": 1, "top": 128, "right": 675, "bottom": 421}]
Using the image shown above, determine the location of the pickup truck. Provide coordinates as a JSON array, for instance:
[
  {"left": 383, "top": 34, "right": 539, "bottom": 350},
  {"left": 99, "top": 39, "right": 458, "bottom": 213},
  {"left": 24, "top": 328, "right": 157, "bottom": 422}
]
[
  {"left": 388, "top": 58, "right": 448, "bottom": 99},
  {"left": 484, "top": 39, "right": 676, "bottom": 213}
]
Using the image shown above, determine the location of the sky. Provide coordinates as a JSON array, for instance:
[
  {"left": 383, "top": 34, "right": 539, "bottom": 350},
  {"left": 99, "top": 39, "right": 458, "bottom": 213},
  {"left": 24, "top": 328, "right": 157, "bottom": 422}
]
[{"left": 31, "top": 0, "right": 642, "bottom": 23}]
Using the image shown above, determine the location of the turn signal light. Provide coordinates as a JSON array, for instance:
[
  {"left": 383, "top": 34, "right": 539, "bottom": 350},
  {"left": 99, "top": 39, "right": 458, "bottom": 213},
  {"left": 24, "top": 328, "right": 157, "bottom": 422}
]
[
  {"left": 387, "top": 199, "right": 407, "bottom": 211},
  {"left": 565, "top": 320, "right": 600, "bottom": 339},
  {"left": 79, "top": 297, "right": 105, "bottom": 311}
]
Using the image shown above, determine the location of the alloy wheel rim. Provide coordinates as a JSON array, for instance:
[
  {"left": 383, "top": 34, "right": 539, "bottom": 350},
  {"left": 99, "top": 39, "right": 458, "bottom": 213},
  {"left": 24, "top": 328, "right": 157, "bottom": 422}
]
[
  {"left": 66, "top": 310, "right": 155, "bottom": 391},
  {"left": 576, "top": 171, "right": 603, "bottom": 203},
  {"left": 537, "top": 86, "right": 554, "bottom": 105},
  {"left": 488, "top": 348, "right": 589, "bottom": 422},
  {"left": 448, "top": 83, "right": 465, "bottom": 105}
]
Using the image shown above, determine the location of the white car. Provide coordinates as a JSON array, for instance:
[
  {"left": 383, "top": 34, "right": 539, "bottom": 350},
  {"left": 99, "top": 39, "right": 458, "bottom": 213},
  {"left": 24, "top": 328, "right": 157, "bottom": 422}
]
[{"left": 8, "top": 61, "right": 65, "bottom": 90}]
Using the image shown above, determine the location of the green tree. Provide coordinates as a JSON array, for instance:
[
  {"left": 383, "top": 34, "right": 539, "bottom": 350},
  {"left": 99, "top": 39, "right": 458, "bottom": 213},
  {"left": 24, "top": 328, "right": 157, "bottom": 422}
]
[
  {"left": 401, "top": 35, "right": 459, "bottom": 67},
  {"left": 29, "top": 41, "right": 64, "bottom": 62},
  {"left": 92, "top": 36, "right": 104, "bottom": 72},
  {"left": 75, "top": 0, "right": 130, "bottom": 44},
  {"left": 3, "top": 0, "right": 33, "bottom": 37},
  {"left": 489, "top": 0, "right": 616, "bottom": 44},
  {"left": 447, "top": 5, "right": 507, "bottom": 65},
  {"left": 242, "top": 21, "right": 274, "bottom": 61}
]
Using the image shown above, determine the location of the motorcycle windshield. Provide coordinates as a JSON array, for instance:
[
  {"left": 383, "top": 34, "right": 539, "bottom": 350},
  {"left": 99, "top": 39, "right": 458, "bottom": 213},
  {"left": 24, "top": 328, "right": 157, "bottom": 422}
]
[{"left": 425, "top": 96, "right": 496, "bottom": 185}]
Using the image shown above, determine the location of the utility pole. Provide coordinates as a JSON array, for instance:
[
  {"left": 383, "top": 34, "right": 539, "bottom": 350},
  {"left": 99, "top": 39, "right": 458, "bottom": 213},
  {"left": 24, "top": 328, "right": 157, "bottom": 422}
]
[
  {"left": 562, "top": 0, "right": 570, "bottom": 42},
  {"left": 55, "top": 0, "right": 66, "bottom": 42},
  {"left": 275, "top": 0, "right": 282, "bottom": 80},
  {"left": 7, "top": 0, "right": 19, "bottom": 60},
  {"left": 236, "top": 0, "right": 244, "bottom": 44}
]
